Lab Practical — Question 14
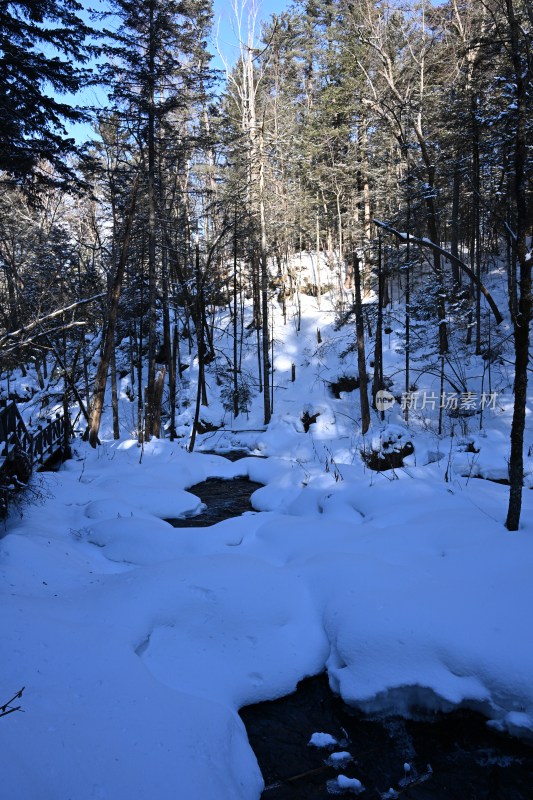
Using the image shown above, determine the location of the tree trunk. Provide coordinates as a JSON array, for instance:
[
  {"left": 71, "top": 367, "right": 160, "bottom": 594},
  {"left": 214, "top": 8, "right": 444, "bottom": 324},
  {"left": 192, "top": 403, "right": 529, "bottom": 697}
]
[
  {"left": 87, "top": 176, "right": 139, "bottom": 447},
  {"left": 259, "top": 131, "right": 271, "bottom": 426},
  {"left": 161, "top": 236, "right": 176, "bottom": 438},
  {"left": 450, "top": 160, "right": 461, "bottom": 286},
  {"left": 137, "top": 311, "right": 144, "bottom": 445},
  {"left": 354, "top": 252, "right": 370, "bottom": 434},
  {"left": 170, "top": 323, "right": 178, "bottom": 435},
  {"left": 405, "top": 190, "right": 411, "bottom": 422},
  {"left": 233, "top": 206, "right": 239, "bottom": 418},
  {"left": 505, "top": 0, "right": 531, "bottom": 531},
  {"left": 412, "top": 123, "right": 448, "bottom": 355},
  {"left": 152, "top": 367, "right": 166, "bottom": 438},
  {"left": 110, "top": 337, "right": 119, "bottom": 440},
  {"left": 372, "top": 233, "right": 384, "bottom": 420},
  {"left": 472, "top": 96, "right": 482, "bottom": 355},
  {"left": 315, "top": 200, "right": 322, "bottom": 308},
  {"left": 144, "top": 0, "right": 158, "bottom": 443}
]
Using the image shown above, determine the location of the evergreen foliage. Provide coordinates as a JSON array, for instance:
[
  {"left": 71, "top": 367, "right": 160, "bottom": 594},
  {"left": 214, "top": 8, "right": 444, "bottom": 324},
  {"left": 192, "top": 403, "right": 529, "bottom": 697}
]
[
  {"left": 0, "top": 0, "right": 94, "bottom": 185},
  {"left": 0, "top": 0, "right": 531, "bottom": 526}
]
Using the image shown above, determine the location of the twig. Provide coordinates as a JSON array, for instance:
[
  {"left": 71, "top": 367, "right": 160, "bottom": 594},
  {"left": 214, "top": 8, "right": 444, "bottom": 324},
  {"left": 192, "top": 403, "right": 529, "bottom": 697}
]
[
  {"left": 264, "top": 764, "right": 334, "bottom": 791},
  {"left": 0, "top": 687, "right": 25, "bottom": 718}
]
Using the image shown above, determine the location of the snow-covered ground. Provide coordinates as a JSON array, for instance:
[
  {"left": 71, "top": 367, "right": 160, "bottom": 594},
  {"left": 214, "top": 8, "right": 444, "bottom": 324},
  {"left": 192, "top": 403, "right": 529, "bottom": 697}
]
[{"left": 1, "top": 254, "right": 532, "bottom": 799}]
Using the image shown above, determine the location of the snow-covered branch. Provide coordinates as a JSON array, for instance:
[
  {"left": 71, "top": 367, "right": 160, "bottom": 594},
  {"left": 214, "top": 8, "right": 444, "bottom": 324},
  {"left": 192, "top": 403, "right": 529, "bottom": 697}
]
[
  {"left": 373, "top": 219, "right": 504, "bottom": 325},
  {"left": 0, "top": 294, "right": 106, "bottom": 349}
]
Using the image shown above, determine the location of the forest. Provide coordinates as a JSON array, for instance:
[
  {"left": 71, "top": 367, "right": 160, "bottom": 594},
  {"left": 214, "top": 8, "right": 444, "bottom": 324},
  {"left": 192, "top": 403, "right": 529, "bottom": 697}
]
[
  {"left": 1, "top": 2, "right": 533, "bottom": 797},
  {"left": 0, "top": 0, "right": 531, "bottom": 523}
]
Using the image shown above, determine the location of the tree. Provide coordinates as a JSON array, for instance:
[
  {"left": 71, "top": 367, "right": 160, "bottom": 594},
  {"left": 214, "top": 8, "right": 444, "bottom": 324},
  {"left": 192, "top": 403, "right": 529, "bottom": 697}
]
[
  {"left": 91, "top": 0, "right": 215, "bottom": 442},
  {"left": 87, "top": 173, "right": 139, "bottom": 447},
  {"left": 222, "top": 1, "right": 273, "bottom": 425},
  {"left": 0, "top": 0, "right": 94, "bottom": 186},
  {"left": 498, "top": 0, "right": 533, "bottom": 531}
]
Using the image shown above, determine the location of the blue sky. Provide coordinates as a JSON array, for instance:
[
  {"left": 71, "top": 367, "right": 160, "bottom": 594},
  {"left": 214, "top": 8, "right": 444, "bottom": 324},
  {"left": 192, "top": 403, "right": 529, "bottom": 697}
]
[
  {"left": 63, "top": 0, "right": 289, "bottom": 141},
  {"left": 55, "top": 0, "right": 446, "bottom": 142},
  {"left": 213, "top": 0, "right": 290, "bottom": 67}
]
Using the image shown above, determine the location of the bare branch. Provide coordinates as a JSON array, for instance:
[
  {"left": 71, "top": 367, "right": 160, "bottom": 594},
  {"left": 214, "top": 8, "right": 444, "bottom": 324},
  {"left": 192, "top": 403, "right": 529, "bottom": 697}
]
[
  {"left": 373, "top": 219, "right": 504, "bottom": 325},
  {"left": 0, "top": 294, "right": 106, "bottom": 348},
  {"left": 3, "top": 322, "right": 89, "bottom": 355},
  {"left": 0, "top": 687, "right": 25, "bottom": 718}
]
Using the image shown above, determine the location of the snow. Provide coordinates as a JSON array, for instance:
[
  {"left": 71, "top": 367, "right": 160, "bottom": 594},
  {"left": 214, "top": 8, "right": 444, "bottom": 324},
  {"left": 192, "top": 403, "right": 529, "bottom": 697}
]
[
  {"left": 1, "top": 437, "right": 532, "bottom": 799},
  {"left": 327, "top": 751, "right": 353, "bottom": 766},
  {"left": 327, "top": 774, "right": 365, "bottom": 794},
  {"left": 309, "top": 732, "right": 338, "bottom": 748},
  {"left": 1, "top": 273, "right": 533, "bottom": 799}
]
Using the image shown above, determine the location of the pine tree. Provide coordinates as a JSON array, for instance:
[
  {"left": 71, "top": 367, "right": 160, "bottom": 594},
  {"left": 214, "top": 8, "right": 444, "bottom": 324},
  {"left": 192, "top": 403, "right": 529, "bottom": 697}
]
[
  {"left": 0, "top": 0, "right": 94, "bottom": 185},
  {"left": 86, "top": 0, "right": 215, "bottom": 444}
]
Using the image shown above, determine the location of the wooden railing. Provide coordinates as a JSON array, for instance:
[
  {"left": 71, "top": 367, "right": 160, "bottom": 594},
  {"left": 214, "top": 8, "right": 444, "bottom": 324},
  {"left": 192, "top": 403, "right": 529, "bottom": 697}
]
[
  {"left": 0, "top": 401, "right": 71, "bottom": 516},
  {"left": 31, "top": 413, "right": 66, "bottom": 467},
  {"left": 0, "top": 401, "right": 33, "bottom": 462}
]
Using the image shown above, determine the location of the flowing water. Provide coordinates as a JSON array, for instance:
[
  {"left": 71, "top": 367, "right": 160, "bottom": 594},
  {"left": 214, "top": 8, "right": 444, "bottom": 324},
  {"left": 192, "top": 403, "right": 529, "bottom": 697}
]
[
  {"left": 241, "top": 673, "right": 533, "bottom": 800},
  {"left": 168, "top": 453, "right": 533, "bottom": 799},
  {"left": 166, "top": 475, "right": 263, "bottom": 527}
]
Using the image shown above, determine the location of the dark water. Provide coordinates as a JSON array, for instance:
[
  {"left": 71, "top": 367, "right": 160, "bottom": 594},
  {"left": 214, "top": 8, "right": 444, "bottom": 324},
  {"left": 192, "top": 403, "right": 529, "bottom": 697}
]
[
  {"left": 240, "top": 674, "right": 533, "bottom": 800},
  {"left": 199, "top": 448, "right": 266, "bottom": 462},
  {"left": 168, "top": 453, "right": 533, "bottom": 798},
  {"left": 166, "top": 476, "right": 263, "bottom": 527},
  {"left": 198, "top": 450, "right": 266, "bottom": 461}
]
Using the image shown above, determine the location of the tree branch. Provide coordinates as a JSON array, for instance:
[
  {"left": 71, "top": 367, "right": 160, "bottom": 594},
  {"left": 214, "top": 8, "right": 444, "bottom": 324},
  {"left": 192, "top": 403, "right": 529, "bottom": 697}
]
[
  {"left": 373, "top": 219, "right": 504, "bottom": 324},
  {"left": 0, "top": 294, "right": 106, "bottom": 348}
]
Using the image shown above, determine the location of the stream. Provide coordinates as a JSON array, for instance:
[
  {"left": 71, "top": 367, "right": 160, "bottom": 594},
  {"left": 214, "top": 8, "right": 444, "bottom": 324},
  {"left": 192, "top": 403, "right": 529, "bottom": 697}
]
[
  {"left": 241, "top": 673, "right": 533, "bottom": 800},
  {"left": 168, "top": 453, "right": 533, "bottom": 799},
  {"left": 166, "top": 476, "right": 263, "bottom": 527}
]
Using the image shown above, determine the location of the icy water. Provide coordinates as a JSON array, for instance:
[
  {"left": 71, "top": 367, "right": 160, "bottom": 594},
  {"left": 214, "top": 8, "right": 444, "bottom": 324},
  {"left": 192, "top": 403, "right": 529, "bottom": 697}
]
[
  {"left": 168, "top": 453, "right": 533, "bottom": 798},
  {"left": 241, "top": 674, "right": 533, "bottom": 800},
  {"left": 166, "top": 475, "right": 263, "bottom": 527},
  {"left": 167, "top": 449, "right": 264, "bottom": 527}
]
